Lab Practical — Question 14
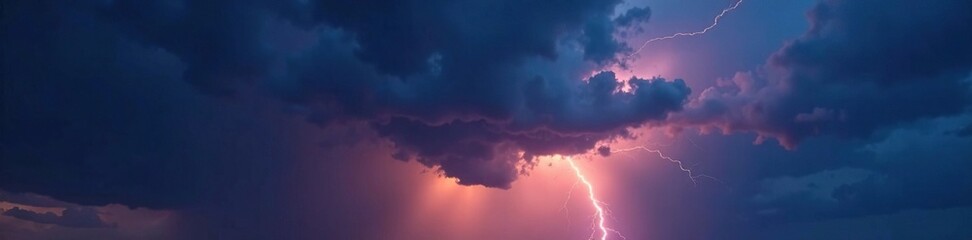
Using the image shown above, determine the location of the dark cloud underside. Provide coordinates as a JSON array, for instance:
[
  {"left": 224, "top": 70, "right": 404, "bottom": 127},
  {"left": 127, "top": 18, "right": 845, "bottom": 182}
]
[{"left": 2, "top": 0, "right": 685, "bottom": 208}]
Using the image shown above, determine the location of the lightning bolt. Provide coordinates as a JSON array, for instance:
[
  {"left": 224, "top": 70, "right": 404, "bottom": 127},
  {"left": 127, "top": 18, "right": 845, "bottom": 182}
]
[
  {"left": 559, "top": 1, "right": 743, "bottom": 230},
  {"left": 628, "top": 0, "right": 744, "bottom": 58},
  {"left": 610, "top": 146, "right": 719, "bottom": 185},
  {"left": 559, "top": 143, "right": 720, "bottom": 240},
  {"left": 560, "top": 179, "right": 579, "bottom": 228},
  {"left": 566, "top": 156, "right": 626, "bottom": 240}
]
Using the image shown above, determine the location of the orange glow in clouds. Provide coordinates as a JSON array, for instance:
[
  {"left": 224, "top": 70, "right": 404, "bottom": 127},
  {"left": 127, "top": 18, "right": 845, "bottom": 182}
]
[
  {"left": 386, "top": 0, "right": 748, "bottom": 236},
  {"left": 381, "top": 154, "right": 629, "bottom": 240}
]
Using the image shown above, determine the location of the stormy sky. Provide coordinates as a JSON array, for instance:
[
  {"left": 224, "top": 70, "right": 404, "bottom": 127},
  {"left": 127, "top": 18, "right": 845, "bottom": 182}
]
[{"left": 2, "top": 0, "right": 971, "bottom": 239}]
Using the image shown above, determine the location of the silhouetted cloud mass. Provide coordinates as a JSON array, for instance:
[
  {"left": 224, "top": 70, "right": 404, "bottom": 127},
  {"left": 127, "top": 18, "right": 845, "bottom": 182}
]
[
  {"left": 2, "top": 0, "right": 688, "bottom": 206},
  {"left": 672, "top": 0, "right": 972, "bottom": 148},
  {"left": 3, "top": 1, "right": 972, "bottom": 238}
]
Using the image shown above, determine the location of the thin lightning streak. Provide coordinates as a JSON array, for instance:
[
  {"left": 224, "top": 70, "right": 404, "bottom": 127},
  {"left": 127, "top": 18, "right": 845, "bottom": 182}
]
[
  {"left": 566, "top": 156, "right": 614, "bottom": 240},
  {"left": 611, "top": 146, "right": 720, "bottom": 185},
  {"left": 560, "top": 179, "right": 579, "bottom": 228},
  {"left": 628, "top": 0, "right": 744, "bottom": 58},
  {"left": 562, "top": 0, "right": 743, "bottom": 234},
  {"left": 560, "top": 145, "right": 715, "bottom": 239},
  {"left": 685, "top": 135, "right": 703, "bottom": 150}
]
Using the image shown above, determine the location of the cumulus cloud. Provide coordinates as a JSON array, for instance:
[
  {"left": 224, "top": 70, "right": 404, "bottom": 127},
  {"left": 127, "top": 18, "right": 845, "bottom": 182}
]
[
  {"left": 373, "top": 73, "right": 690, "bottom": 188},
  {"left": 1, "top": 0, "right": 689, "bottom": 209},
  {"left": 652, "top": 0, "right": 972, "bottom": 224},
  {"left": 672, "top": 0, "right": 972, "bottom": 148},
  {"left": 5, "top": 0, "right": 969, "bottom": 222},
  {"left": 105, "top": 0, "right": 694, "bottom": 189}
]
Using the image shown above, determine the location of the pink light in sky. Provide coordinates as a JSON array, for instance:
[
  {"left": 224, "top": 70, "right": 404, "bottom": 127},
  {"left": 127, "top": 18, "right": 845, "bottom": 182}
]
[{"left": 566, "top": 156, "right": 613, "bottom": 240}]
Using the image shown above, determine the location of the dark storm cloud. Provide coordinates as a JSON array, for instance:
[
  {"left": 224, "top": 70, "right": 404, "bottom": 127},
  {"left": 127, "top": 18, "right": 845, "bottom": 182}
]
[
  {"left": 672, "top": 0, "right": 972, "bottom": 148},
  {"left": 614, "top": 7, "right": 652, "bottom": 28},
  {"left": 2, "top": 0, "right": 199, "bottom": 208},
  {"left": 2, "top": 207, "right": 114, "bottom": 228},
  {"left": 101, "top": 0, "right": 689, "bottom": 189},
  {"left": 2, "top": 0, "right": 297, "bottom": 210},
  {"left": 645, "top": 0, "right": 972, "bottom": 229},
  {"left": 829, "top": 117, "right": 972, "bottom": 216},
  {"left": 4, "top": 0, "right": 972, "bottom": 238},
  {"left": 2, "top": 0, "right": 685, "bottom": 210},
  {"left": 597, "top": 146, "right": 612, "bottom": 157},
  {"left": 746, "top": 115, "right": 972, "bottom": 222},
  {"left": 371, "top": 72, "right": 688, "bottom": 188}
]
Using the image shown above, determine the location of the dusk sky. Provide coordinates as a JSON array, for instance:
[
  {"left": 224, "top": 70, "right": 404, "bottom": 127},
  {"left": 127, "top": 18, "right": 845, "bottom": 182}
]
[{"left": 2, "top": 0, "right": 972, "bottom": 239}]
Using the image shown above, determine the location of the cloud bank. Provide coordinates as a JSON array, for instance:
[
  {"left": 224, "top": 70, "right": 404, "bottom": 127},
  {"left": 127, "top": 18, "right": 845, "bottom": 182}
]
[
  {"left": 2, "top": 0, "right": 691, "bottom": 212},
  {"left": 3, "top": 0, "right": 971, "bottom": 219},
  {"left": 673, "top": 0, "right": 972, "bottom": 148}
]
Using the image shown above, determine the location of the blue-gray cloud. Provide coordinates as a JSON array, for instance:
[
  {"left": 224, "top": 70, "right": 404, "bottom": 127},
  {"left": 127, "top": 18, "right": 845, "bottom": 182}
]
[
  {"left": 674, "top": 0, "right": 972, "bottom": 148},
  {"left": 3, "top": 1, "right": 972, "bottom": 239},
  {"left": 1, "top": 0, "right": 686, "bottom": 210}
]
